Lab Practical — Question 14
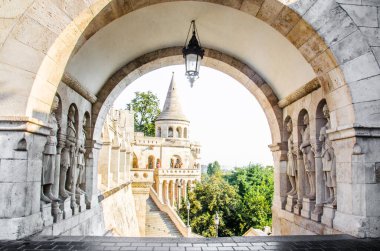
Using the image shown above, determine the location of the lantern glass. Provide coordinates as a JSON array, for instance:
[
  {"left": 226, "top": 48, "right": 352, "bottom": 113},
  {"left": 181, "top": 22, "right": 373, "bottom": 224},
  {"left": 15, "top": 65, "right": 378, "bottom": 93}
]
[{"left": 185, "top": 53, "right": 200, "bottom": 76}]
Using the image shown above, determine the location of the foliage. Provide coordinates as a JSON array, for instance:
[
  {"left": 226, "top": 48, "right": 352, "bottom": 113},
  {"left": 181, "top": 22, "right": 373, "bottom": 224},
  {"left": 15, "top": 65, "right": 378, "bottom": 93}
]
[
  {"left": 127, "top": 91, "right": 161, "bottom": 136},
  {"left": 179, "top": 174, "right": 240, "bottom": 237},
  {"left": 206, "top": 161, "right": 222, "bottom": 176},
  {"left": 179, "top": 163, "right": 274, "bottom": 237},
  {"left": 225, "top": 164, "right": 274, "bottom": 234}
]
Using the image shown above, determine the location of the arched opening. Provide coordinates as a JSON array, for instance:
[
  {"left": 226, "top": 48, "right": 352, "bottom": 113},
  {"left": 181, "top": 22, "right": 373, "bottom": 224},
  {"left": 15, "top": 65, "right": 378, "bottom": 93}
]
[
  {"left": 168, "top": 127, "right": 174, "bottom": 138},
  {"left": 2, "top": 0, "right": 378, "bottom": 240},
  {"left": 132, "top": 153, "right": 139, "bottom": 169},
  {"left": 148, "top": 155, "right": 155, "bottom": 169},
  {"left": 157, "top": 127, "right": 161, "bottom": 137}
]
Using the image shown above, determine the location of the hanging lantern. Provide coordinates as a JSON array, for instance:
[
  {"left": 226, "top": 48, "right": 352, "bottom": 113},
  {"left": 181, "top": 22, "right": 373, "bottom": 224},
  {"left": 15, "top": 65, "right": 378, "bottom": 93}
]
[{"left": 182, "top": 20, "right": 204, "bottom": 87}]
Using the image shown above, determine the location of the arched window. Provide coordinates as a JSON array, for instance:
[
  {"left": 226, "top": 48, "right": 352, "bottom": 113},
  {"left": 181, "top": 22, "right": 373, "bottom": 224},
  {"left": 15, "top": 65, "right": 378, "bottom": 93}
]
[
  {"left": 148, "top": 155, "right": 155, "bottom": 169},
  {"left": 157, "top": 127, "right": 161, "bottom": 137},
  {"left": 133, "top": 153, "right": 139, "bottom": 169},
  {"left": 184, "top": 127, "right": 188, "bottom": 138},
  {"left": 168, "top": 127, "right": 173, "bottom": 137}
]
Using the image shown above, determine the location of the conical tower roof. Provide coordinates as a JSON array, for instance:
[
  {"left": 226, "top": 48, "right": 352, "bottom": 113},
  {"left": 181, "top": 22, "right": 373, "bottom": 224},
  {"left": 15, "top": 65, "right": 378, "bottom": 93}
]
[{"left": 156, "top": 73, "right": 189, "bottom": 122}]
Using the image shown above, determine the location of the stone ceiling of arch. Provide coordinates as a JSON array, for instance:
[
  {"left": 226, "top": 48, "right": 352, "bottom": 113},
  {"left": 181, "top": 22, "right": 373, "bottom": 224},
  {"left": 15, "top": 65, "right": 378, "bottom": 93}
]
[{"left": 66, "top": 1, "right": 316, "bottom": 100}]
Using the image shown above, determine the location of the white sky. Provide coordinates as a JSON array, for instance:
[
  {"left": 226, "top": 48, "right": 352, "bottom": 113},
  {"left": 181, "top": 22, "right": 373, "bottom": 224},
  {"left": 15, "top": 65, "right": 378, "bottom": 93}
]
[{"left": 113, "top": 65, "right": 273, "bottom": 168}]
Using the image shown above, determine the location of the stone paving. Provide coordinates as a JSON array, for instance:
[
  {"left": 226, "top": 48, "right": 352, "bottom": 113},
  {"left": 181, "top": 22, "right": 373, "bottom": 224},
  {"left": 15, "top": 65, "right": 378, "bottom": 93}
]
[{"left": 0, "top": 235, "right": 379, "bottom": 251}]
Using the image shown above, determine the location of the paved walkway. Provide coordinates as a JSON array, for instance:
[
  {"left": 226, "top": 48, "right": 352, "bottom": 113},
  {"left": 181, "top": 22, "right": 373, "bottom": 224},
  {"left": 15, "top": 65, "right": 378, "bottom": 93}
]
[{"left": 0, "top": 235, "right": 379, "bottom": 251}]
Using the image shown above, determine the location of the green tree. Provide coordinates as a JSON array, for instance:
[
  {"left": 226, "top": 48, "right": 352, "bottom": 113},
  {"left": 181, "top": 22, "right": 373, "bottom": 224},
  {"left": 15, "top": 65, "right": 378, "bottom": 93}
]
[
  {"left": 179, "top": 175, "right": 240, "bottom": 237},
  {"left": 225, "top": 164, "right": 274, "bottom": 234},
  {"left": 207, "top": 161, "right": 222, "bottom": 176},
  {"left": 127, "top": 91, "right": 161, "bottom": 136},
  {"left": 179, "top": 163, "right": 273, "bottom": 237}
]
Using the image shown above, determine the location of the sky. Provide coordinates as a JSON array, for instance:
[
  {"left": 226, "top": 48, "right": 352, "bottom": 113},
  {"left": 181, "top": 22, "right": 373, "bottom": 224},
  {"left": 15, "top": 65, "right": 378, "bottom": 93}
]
[{"left": 113, "top": 65, "right": 273, "bottom": 168}]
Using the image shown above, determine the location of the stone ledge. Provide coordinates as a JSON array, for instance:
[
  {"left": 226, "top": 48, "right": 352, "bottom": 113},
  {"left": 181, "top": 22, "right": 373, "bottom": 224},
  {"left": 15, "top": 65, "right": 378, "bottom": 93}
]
[
  {"left": 0, "top": 116, "right": 50, "bottom": 136},
  {"left": 274, "top": 208, "right": 343, "bottom": 235},
  {"left": 328, "top": 124, "right": 380, "bottom": 141},
  {"left": 278, "top": 78, "right": 320, "bottom": 108}
]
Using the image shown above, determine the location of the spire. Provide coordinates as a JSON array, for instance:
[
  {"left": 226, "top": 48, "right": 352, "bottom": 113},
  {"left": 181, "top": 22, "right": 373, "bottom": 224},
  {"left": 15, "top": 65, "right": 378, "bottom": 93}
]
[{"left": 156, "top": 72, "right": 189, "bottom": 122}]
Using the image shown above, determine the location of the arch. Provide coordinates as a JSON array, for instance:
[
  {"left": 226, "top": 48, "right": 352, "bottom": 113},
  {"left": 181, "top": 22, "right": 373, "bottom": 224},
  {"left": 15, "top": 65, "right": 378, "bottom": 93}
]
[
  {"left": 132, "top": 153, "right": 139, "bottom": 169},
  {"left": 92, "top": 48, "right": 282, "bottom": 145},
  {"left": 168, "top": 127, "right": 174, "bottom": 138},
  {"left": 315, "top": 99, "right": 328, "bottom": 143},
  {"left": 9, "top": 0, "right": 363, "bottom": 130},
  {"left": 148, "top": 155, "right": 155, "bottom": 169},
  {"left": 171, "top": 155, "right": 182, "bottom": 169}
]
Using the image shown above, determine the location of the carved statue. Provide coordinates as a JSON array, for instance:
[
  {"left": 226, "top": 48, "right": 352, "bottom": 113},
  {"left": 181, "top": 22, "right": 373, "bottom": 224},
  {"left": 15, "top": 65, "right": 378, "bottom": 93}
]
[
  {"left": 41, "top": 95, "right": 60, "bottom": 203},
  {"left": 286, "top": 120, "right": 297, "bottom": 196},
  {"left": 76, "top": 117, "right": 87, "bottom": 195},
  {"left": 59, "top": 106, "right": 77, "bottom": 199},
  {"left": 320, "top": 104, "right": 336, "bottom": 207},
  {"left": 300, "top": 113, "right": 316, "bottom": 200}
]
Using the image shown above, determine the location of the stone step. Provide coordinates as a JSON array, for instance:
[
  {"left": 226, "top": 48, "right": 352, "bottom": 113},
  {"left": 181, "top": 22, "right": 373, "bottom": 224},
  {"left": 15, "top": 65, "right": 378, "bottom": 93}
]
[{"left": 145, "top": 196, "right": 182, "bottom": 237}]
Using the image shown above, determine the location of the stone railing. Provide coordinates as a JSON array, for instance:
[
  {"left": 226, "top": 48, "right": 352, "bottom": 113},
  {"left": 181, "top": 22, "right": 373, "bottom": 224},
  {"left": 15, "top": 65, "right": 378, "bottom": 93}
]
[
  {"left": 130, "top": 168, "right": 154, "bottom": 184},
  {"left": 149, "top": 188, "right": 195, "bottom": 237},
  {"left": 154, "top": 168, "right": 201, "bottom": 177}
]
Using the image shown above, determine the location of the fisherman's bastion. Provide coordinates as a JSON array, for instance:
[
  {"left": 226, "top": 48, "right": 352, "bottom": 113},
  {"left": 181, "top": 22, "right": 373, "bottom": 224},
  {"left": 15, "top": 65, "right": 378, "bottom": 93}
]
[{"left": 0, "top": 0, "right": 380, "bottom": 248}]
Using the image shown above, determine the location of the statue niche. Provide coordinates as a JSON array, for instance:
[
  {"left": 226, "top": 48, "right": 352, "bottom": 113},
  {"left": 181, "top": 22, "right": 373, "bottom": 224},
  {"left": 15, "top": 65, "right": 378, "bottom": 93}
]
[
  {"left": 41, "top": 95, "right": 60, "bottom": 203},
  {"left": 75, "top": 116, "right": 87, "bottom": 195},
  {"left": 59, "top": 105, "right": 77, "bottom": 200},
  {"left": 286, "top": 120, "right": 297, "bottom": 196},
  {"left": 299, "top": 113, "right": 316, "bottom": 200},
  {"left": 320, "top": 104, "right": 336, "bottom": 207}
]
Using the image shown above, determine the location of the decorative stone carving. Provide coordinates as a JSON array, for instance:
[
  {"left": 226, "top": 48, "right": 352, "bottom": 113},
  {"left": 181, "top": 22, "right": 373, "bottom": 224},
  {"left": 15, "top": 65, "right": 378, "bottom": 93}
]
[
  {"left": 59, "top": 105, "right": 78, "bottom": 212},
  {"left": 320, "top": 104, "right": 336, "bottom": 207},
  {"left": 300, "top": 113, "right": 316, "bottom": 200},
  {"left": 41, "top": 95, "right": 60, "bottom": 204},
  {"left": 286, "top": 120, "right": 297, "bottom": 196},
  {"left": 76, "top": 117, "right": 87, "bottom": 195}
]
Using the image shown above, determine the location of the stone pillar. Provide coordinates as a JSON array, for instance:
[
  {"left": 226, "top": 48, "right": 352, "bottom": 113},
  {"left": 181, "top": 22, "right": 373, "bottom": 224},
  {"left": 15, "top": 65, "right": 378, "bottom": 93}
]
[
  {"left": 269, "top": 143, "right": 288, "bottom": 209},
  {"left": 52, "top": 134, "right": 65, "bottom": 222},
  {"left": 119, "top": 149, "right": 126, "bottom": 183},
  {"left": 157, "top": 181, "right": 163, "bottom": 203},
  {"left": 182, "top": 182, "right": 187, "bottom": 201},
  {"left": 177, "top": 183, "right": 182, "bottom": 208},
  {"left": 294, "top": 153, "right": 305, "bottom": 215},
  {"left": 0, "top": 119, "right": 49, "bottom": 239},
  {"left": 131, "top": 183, "right": 152, "bottom": 237},
  {"left": 164, "top": 182, "right": 170, "bottom": 205},
  {"left": 311, "top": 147, "right": 324, "bottom": 222},
  {"left": 98, "top": 141, "right": 111, "bottom": 189},
  {"left": 85, "top": 140, "right": 102, "bottom": 209},
  {"left": 110, "top": 145, "right": 120, "bottom": 186}
]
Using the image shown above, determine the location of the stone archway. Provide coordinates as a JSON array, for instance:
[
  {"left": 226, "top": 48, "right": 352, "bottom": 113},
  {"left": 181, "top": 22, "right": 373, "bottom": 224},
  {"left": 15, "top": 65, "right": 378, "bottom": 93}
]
[
  {"left": 1, "top": 0, "right": 379, "bottom": 239},
  {"left": 92, "top": 47, "right": 283, "bottom": 145}
]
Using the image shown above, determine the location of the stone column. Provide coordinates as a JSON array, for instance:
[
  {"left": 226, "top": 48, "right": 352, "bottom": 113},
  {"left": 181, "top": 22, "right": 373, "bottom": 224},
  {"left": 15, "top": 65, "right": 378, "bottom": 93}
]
[
  {"left": 157, "top": 181, "right": 163, "bottom": 203},
  {"left": 294, "top": 152, "right": 305, "bottom": 215},
  {"left": 0, "top": 119, "right": 49, "bottom": 239},
  {"left": 110, "top": 145, "right": 120, "bottom": 187},
  {"left": 119, "top": 148, "right": 127, "bottom": 183},
  {"left": 85, "top": 140, "right": 102, "bottom": 209},
  {"left": 164, "top": 182, "right": 170, "bottom": 205},
  {"left": 98, "top": 141, "right": 111, "bottom": 189},
  {"left": 177, "top": 183, "right": 182, "bottom": 209},
  {"left": 52, "top": 134, "right": 65, "bottom": 222},
  {"left": 311, "top": 145, "right": 324, "bottom": 222},
  {"left": 131, "top": 182, "right": 152, "bottom": 237}
]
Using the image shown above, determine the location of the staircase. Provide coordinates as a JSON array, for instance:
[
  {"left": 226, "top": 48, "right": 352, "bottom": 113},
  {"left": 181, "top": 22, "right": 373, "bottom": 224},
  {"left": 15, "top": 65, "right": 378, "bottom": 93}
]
[{"left": 145, "top": 197, "right": 182, "bottom": 237}]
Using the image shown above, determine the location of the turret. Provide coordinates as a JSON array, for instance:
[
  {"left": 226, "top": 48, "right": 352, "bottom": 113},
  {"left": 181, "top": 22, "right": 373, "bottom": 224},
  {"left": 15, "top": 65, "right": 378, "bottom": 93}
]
[{"left": 155, "top": 73, "right": 190, "bottom": 139}]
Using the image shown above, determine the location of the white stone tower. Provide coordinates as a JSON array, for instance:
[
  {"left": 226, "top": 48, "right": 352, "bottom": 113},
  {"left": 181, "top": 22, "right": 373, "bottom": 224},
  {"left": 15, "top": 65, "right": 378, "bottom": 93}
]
[{"left": 155, "top": 73, "right": 190, "bottom": 139}]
